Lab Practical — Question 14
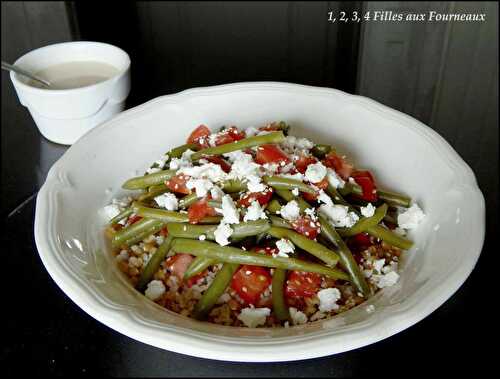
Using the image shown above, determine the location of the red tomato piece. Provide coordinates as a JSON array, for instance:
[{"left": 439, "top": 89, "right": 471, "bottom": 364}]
[
  {"left": 291, "top": 216, "right": 321, "bottom": 240},
  {"left": 215, "top": 126, "right": 245, "bottom": 145},
  {"left": 347, "top": 233, "right": 373, "bottom": 255},
  {"left": 285, "top": 271, "right": 322, "bottom": 298},
  {"left": 238, "top": 188, "right": 273, "bottom": 207},
  {"left": 302, "top": 192, "right": 318, "bottom": 202},
  {"left": 205, "top": 155, "right": 232, "bottom": 173},
  {"left": 322, "top": 152, "right": 353, "bottom": 180},
  {"left": 226, "top": 126, "right": 245, "bottom": 141},
  {"left": 295, "top": 155, "right": 318, "bottom": 174},
  {"left": 165, "top": 174, "right": 191, "bottom": 194},
  {"left": 187, "top": 124, "right": 211, "bottom": 148},
  {"left": 231, "top": 265, "right": 272, "bottom": 304},
  {"left": 254, "top": 246, "right": 278, "bottom": 256},
  {"left": 255, "top": 144, "right": 291, "bottom": 165},
  {"left": 350, "top": 170, "right": 378, "bottom": 202},
  {"left": 127, "top": 214, "right": 143, "bottom": 226},
  {"left": 187, "top": 198, "right": 217, "bottom": 224},
  {"left": 258, "top": 122, "right": 281, "bottom": 132},
  {"left": 160, "top": 226, "right": 169, "bottom": 237},
  {"left": 165, "top": 253, "right": 206, "bottom": 287}
]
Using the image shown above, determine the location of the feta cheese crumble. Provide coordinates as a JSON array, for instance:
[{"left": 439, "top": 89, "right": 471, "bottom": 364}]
[
  {"left": 326, "top": 168, "right": 345, "bottom": 188},
  {"left": 397, "top": 203, "right": 426, "bottom": 229},
  {"left": 319, "top": 204, "right": 359, "bottom": 227},
  {"left": 210, "top": 185, "right": 225, "bottom": 200},
  {"left": 178, "top": 163, "right": 227, "bottom": 183},
  {"left": 317, "top": 288, "right": 341, "bottom": 312},
  {"left": 243, "top": 200, "right": 268, "bottom": 222},
  {"left": 289, "top": 307, "right": 308, "bottom": 325},
  {"left": 280, "top": 200, "right": 301, "bottom": 221},
  {"left": 237, "top": 307, "right": 271, "bottom": 328},
  {"left": 373, "top": 271, "right": 400, "bottom": 288},
  {"left": 154, "top": 192, "right": 179, "bottom": 211},
  {"left": 246, "top": 174, "right": 266, "bottom": 193},
  {"left": 291, "top": 187, "right": 299, "bottom": 196},
  {"left": 275, "top": 238, "right": 294, "bottom": 257},
  {"left": 214, "top": 222, "right": 233, "bottom": 246},
  {"left": 360, "top": 203, "right": 376, "bottom": 218},
  {"left": 305, "top": 162, "right": 327, "bottom": 183},
  {"left": 218, "top": 195, "right": 240, "bottom": 224},
  {"left": 244, "top": 126, "right": 259, "bottom": 137},
  {"left": 317, "top": 190, "right": 334, "bottom": 206},
  {"left": 145, "top": 280, "right": 166, "bottom": 300},
  {"left": 186, "top": 178, "right": 214, "bottom": 197}
]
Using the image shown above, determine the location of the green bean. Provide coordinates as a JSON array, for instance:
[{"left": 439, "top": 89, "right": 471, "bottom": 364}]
[
  {"left": 166, "top": 143, "right": 199, "bottom": 158},
  {"left": 191, "top": 131, "right": 285, "bottom": 160},
  {"left": 178, "top": 193, "right": 199, "bottom": 209},
  {"left": 274, "top": 189, "right": 311, "bottom": 212},
  {"left": 272, "top": 268, "right": 290, "bottom": 321},
  {"left": 325, "top": 185, "right": 351, "bottom": 207},
  {"left": 109, "top": 208, "right": 133, "bottom": 226},
  {"left": 184, "top": 256, "right": 217, "bottom": 280},
  {"left": 268, "top": 215, "right": 292, "bottom": 229},
  {"left": 366, "top": 225, "right": 413, "bottom": 250},
  {"left": 263, "top": 176, "right": 316, "bottom": 194},
  {"left": 266, "top": 121, "right": 290, "bottom": 135},
  {"left": 193, "top": 263, "right": 240, "bottom": 320},
  {"left": 311, "top": 144, "right": 332, "bottom": 159},
  {"left": 207, "top": 200, "right": 222, "bottom": 209},
  {"left": 132, "top": 205, "right": 190, "bottom": 223},
  {"left": 111, "top": 218, "right": 164, "bottom": 249},
  {"left": 338, "top": 182, "right": 359, "bottom": 197},
  {"left": 198, "top": 216, "right": 223, "bottom": 224},
  {"left": 171, "top": 239, "right": 349, "bottom": 280},
  {"left": 137, "top": 185, "right": 170, "bottom": 202},
  {"left": 221, "top": 179, "right": 247, "bottom": 193},
  {"left": 377, "top": 190, "right": 412, "bottom": 208},
  {"left": 337, "top": 204, "right": 388, "bottom": 237},
  {"left": 122, "top": 169, "right": 176, "bottom": 190},
  {"left": 266, "top": 199, "right": 283, "bottom": 214},
  {"left": 137, "top": 235, "right": 173, "bottom": 291},
  {"left": 267, "top": 227, "right": 339, "bottom": 267},
  {"left": 167, "top": 220, "right": 270, "bottom": 240},
  {"left": 319, "top": 215, "right": 371, "bottom": 297}
]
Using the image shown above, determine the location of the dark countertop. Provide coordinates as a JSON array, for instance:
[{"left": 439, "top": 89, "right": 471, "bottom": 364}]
[{"left": 2, "top": 82, "right": 496, "bottom": 377}]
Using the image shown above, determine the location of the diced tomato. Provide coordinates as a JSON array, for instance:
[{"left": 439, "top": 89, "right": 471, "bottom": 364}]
[
  {"left": 285, "top": 271, "right": 322, "bottom": 298},
  {"left": 254, "top": 246, "right": 278, "bottom": 256},
  {"left": 165, "top": 253, "right": 206, "bottom": 287},
  {"left": 187, "top": 125, "right": 211, "bottom": 148},
  {"left": 301, "top": 178, "right": 328, "bottom": 202},
  {"left": 215, "top": 126, "right": 245, "bottom": 145},
  {"left": 295, "top": 155, "right": 318, "bottom": 174},
  {"left": 231, "top": 265, "right": 272, "bottom": 304},
  {"left": 258, "top": 122, "right": 283, "bottom": 132},
  {"left": 165, "top": 174, "right": 191, "bottom": 194},
  {"left": 238, "top": 188, "right": 273, "bottom": 207},
  {"left": 226, "top": 126, "right": 245, "bottom": 141},
  {"left": 322, "top": 151, "right": 353, "bottom": 180},
  {"left": 127, "top": 214, "right": 143, "bottom": 226},
  {"left": 291, "top": 216, "right": 321, "bottom": 240},
  {"left": 255, "top": 144, "right": 291, "bottom": 165},
  {"left": 214, "top": 133, "right": 234, "bottom": 146},
  {"left": 302, "top": 192, "right": 318, "bottom": 202},
  {"left": 205, "top": 155, "right": 231, "bottom": 173},
  {"left": 350, "top": 170, "right": 378, "bottom": 202},
  {"left": 187, "top": 198, "right": 217, "bottom": 224},
  {"left": 347, "top": 233, "right": 373, "bottom": 255},
  {"left": 160, "top": 226, "right": 169, "bottom": 236}
]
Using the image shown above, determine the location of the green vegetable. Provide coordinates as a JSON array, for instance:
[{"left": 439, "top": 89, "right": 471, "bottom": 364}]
[
  {"left": 184, "top": 256, "right": 216, "bottom": 280},
  {"left": 366, "top": 225, "right": 413, "bottom": 250},
  {"left": 266, "top": 199, "right": 283, "bottom": 214},
  {"left": 166, "top": 220, "right": 271, "bottom": 240},
  {"left": 108, "top": 208, "right": 132, "bottom": 226},
  {"left": 268, "top": 215, "right": 292, "bottom": 229},
  {"left": 193, "top": 263, "right": 239, "bottom": 320},
  {"left": 191, "top": 131, "right": 286, "bottom": 160},
  {"left": 167, "top": 143, "right": 199, "bottom": 158},
  {"left": 319, "top": 215, "right": 371, "bottom": 298},
  {"left": 132, "top": 204, "right": 189, "bottom": 223},
  {"left": 111, "top": 218, "right": 164, "bottom": 249},
  {"left": 178, "top": 193, "right": 199, "bottom": 209},
  {"left": 137, "top": 185, "right": 171, "bottom": 202},
  {"left": 221, "top": 179, "right": 247, "bottom": 193},
  {"left": 170, "top": 239, "right": 349, "bottom": 280},
  {"left": 377, "top": 190, "right": 412, "bottom": 208},
  {"left": 274, "top": 189, "right": 311, "bottom": 212},
  {"left": 137, "top": 235, "right": 173, "bottom": 291},
  {"left": 272, "top": 268, "right": 290, "bottom": 321},
  {"left": 311, "top": 144, "right": 332, "bottom": 159},
  {"left": 263, "top": 176, "right": 316, "bottom": 195},
  {"left": 337, "top": 203, "right": 388, "bottom": 237},
  {"left": 122, "top": 169, "right": 176, "bottom": 190}
]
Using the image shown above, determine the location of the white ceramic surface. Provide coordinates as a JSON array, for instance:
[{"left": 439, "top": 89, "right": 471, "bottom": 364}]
[
  {"left": 10, "top": 41, "right": 131, "bottom": 145},
  {"left": 34, "top": 82, "right": 485, "bottom": 362}
]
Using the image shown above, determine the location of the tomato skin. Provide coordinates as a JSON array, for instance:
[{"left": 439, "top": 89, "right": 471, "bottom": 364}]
[
  {"left": 347, "top": 233, "right": 373, "bottom": 255},
  {"left": 165, "top": 253, "right": 206, "bottom": 287},
  {"left": 165, "top": 174, "right": 191, "bottom": 194},
  {"left": 205, "top": 155, "right": 231, "bottom": 173},
  {"left": 215, "top": 126, "right": 245, "bottom": 145},
  {"left": 255, "top": 144, "right": 291, "bottom": 165},
  {"left": 291, "top": 216, "right": 321, "bottom": 240},
  {"left": 322, "top": 152, "right": 353, "bottom": 180},
  {"left": 187, "top": 198, "right": 217, "bottom": 224},
  {"left": 226, "top": 126, "right": 245, "bottom": 141},
  {"left": 238, "top": 188, "right": 273, "bottom": 207},
  {"left": 187, "top": 125, "right": 211, "bottom": 148},
  {"left": 127, "top": 214, "right": 143, "bottom": 226},
  {"left": 160, "top": 226, "right": 169, "bottom": 236},
  {"left": 231, "top": 265, "right": 272, "bottom": 304},
  {"left": 350, "top": 170, "right": 378, "bottom": 202},
  {"left": 295, "top": 155, "right": 318, "bottom": 174},
  {"left": 285, "top": 271, "right": 322, "bottom": 298}
]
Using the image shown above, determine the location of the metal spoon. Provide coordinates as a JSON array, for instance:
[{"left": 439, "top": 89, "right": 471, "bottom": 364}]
[{"left": 1, "top": 61, "right": 51, "bottom": 88}]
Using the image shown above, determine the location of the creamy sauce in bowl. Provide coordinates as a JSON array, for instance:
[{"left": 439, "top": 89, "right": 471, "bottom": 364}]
[{"left": 28, "top": 61, "right": 120, "bottom": 90}]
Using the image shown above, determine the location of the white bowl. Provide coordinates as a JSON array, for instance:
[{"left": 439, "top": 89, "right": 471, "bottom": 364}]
[
  {"left": 34, "top": 82, "right": 485, "bottom": 362},
  {"left": 10, "top": 41, "right": 131, "bottom": 145}
]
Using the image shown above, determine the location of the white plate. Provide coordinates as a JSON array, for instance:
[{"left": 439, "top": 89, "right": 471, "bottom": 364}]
[{"left": 34, "top": 82, "right": 485, "bottom": 362}]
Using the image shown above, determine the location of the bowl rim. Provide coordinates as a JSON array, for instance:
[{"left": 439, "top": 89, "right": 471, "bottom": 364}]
[{"left": 34, "top": 81, "right": 485, "bottom": 362}]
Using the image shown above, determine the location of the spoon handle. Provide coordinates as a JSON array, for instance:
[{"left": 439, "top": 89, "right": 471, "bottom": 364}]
[{"left": 1, "top": 61, "right": 51, "bottom": 87}]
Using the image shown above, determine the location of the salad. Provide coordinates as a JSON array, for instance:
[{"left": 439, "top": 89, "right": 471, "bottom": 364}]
[{"left": 104, "top": 122, "right": 425, "bottom": 327}]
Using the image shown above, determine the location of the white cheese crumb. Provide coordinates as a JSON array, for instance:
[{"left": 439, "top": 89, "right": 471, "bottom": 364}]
[
  {"left": 214, "top": 222, "right": 233, "bottom": 246},
  {"left": 115, "top": 250, "right": 129, "bottom": 262},
  {"left": 305, "top": 162, "right": 327, "bottom": 183},
  {"left": 360, "top": 203, "right": 376, "bottom": 218},
  {"left": 373, "top": 271, "right": 400, "bottom": 288},
  {"left": 199, "top": 234, "right": 206, "bottom": 241},
  {"left": 178, "top": 163, "right": 227, "bottom": 182},
  {"left": 103, "top": 204, "right": 121, "bottom": 221},
  {"left": 237, "top": 307, "right": 271, "bottom": 328},
  {"left": 289, "top": 307, "right": 308, "bottom": 325},
  {"left": 280, "top": 200, "right": 301, "bottom": 221},
  {"left": 216, "top": 292, "right": 232, "bottom": 304},
  {"left": 246, "top": 175, "right": 266, "bottom": 193},
  {"left": 243, "top": 200, "right": 268, "bottom": 222},
  {"left": 317, "top": 190, "right": 333, "bottom": 206},
  {"left": 326, "top": 168, "right": 345, "bottom": 188},
  {"left": 366, "top": 304, "right": 376, "bottom": 313},
  {"left": 394, "top": 227, "right": 407, "bottom": 236},
  {"left": 319, "top": 204, "right": 359, "bottom": 227},
  {"left": 186, "top": 178, "right": 214, "bottom": 197},
  {"left": 220, "top": 195, "right": 240, "bottom": 224},
  {"left": 275, "top": 238, "right": 294, "bottom": 257},
  {"left": 145, "top": 280, "right": 166, "bottom": 300},
  {"left": 154, "top": 192, "right": 179, "bottom": 211},
  {"left": 244, "top": 126, "right": 259, "bottom": 137},
  {"left": 304, "top": 207, "right": 318, "bottom": 220},
  {"left": 317, "top": 288, "right": 341, "bottom": 312},
  {"left": 397, "top": 203, "right": 426, "bottom": 229},
  {"left": 373, "top": 258, "right": 386, "bottom": 273},
  {"left": 291, "top": 188, "right": 299, "bottom": 196},
  {"left": 210, "top": 185, "right": 225, "bottom": 200}
]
